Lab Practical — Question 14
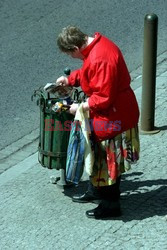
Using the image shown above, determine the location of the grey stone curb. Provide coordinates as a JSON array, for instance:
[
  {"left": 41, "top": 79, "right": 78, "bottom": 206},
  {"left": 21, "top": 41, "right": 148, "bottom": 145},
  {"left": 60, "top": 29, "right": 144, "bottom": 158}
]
[
  {"left": 0, "top": 153, "right": 38, "bottom": 186},
  {"left": 0, "top": 129, "right": 39, "bottom": 174},
  {"left": 130, "top": 50, "right": 167, "bottom": 90}
]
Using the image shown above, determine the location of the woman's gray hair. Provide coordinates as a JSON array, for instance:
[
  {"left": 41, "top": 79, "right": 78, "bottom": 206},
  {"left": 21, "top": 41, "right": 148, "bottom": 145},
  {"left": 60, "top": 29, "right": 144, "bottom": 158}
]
[{"left": 57, "top": 26, "right": 87, "bottom": 52}]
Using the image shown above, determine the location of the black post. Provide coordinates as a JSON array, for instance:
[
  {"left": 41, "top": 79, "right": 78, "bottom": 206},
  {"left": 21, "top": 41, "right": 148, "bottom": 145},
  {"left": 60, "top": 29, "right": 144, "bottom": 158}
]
[{"left": 140, "top": 13, "right": 159, "bottom": 134}]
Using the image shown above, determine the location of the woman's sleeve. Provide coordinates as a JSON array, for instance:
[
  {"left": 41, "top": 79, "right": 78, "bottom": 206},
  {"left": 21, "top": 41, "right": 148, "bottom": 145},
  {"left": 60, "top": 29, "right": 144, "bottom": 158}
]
[
  {"left": 88, "top": 60, "right": 118, "bottom": 111},
  {"left": 68, "top": 69, "right": 82, "bottom": 87}
]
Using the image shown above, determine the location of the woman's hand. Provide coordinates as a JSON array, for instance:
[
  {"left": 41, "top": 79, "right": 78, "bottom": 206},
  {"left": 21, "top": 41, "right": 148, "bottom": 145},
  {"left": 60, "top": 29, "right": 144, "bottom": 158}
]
[
  {"left": 69, "top": 101, "right": 89, "bottom": 115},
  {"left": 56, "top": 76, "right": 69, "bottom": 86},
  {"left": 83, "top": 101, "right": 89, "bottom": 111},
  {"left": 69, "top": 103, "right": 79, "bottom": 115}
]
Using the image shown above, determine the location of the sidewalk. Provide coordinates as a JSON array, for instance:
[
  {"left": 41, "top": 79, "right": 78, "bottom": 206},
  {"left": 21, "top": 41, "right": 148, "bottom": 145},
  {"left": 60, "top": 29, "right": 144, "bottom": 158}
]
[{"left": 0, "top": 51, "right": 167, "bottom": 250}]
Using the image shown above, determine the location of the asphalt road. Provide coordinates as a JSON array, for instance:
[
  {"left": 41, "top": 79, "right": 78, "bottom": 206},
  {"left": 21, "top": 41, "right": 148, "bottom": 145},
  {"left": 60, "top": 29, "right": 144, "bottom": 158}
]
[{"left": 0, "top": 0, "right": 167, "bottom": 149}]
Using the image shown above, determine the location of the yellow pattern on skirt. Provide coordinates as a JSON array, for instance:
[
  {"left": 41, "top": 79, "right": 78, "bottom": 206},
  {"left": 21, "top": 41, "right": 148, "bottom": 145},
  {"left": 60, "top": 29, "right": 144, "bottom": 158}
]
[{"left": 90, "top": 126, "right": 140, "bottom": 187}]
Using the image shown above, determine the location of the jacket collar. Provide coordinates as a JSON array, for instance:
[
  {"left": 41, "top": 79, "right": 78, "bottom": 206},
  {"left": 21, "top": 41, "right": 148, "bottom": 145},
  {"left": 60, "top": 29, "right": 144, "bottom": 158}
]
[{"left": 81, "top": 32, "right": 101, "bottom": 58}]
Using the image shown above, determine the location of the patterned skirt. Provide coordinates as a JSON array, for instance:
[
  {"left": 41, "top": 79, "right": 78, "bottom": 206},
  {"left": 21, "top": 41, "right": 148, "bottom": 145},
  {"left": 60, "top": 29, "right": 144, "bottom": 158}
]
[{"left": 90, "top": 126, "right": 140, "bottom": 187}]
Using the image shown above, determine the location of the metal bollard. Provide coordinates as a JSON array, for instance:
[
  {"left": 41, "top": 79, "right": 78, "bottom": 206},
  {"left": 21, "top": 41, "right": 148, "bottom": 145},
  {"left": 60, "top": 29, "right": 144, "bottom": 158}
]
[{"left": 140, "top": 13, "right": 160, "bottom": 134}]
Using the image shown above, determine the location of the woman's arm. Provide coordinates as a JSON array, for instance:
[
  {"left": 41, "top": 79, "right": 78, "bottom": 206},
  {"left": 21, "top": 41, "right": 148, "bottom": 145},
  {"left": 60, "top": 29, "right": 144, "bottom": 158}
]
[{"left": 67, "top": 69, "right": 82, "bottom": 87}]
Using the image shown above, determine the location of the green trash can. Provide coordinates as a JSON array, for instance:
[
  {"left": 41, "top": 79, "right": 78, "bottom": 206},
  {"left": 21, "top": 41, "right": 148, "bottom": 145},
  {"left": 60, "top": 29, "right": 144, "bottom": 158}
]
[
  {"left": 34, "top": 88, "right": 74, "bottom": 169},
  {"left": 32, "top": 87, "right": 74, "bottom": 186},
  {"left": 32, "top": 65, "right": 85, "bottom": 186}
]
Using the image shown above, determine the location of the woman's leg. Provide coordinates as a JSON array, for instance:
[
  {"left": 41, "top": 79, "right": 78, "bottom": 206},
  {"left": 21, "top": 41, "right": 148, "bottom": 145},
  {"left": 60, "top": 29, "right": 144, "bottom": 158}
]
[
  {"left": 86, "top": 176, "right": 122, "bottom": 219},
  {"left": 98, "top": 176, "right": 121, "bottom": 201}
]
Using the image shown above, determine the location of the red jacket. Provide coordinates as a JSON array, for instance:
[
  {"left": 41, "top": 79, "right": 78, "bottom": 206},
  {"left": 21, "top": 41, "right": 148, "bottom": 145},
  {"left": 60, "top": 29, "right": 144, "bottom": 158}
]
[{"left": 68, "top": 32, "right": 139, "bottom": 141}]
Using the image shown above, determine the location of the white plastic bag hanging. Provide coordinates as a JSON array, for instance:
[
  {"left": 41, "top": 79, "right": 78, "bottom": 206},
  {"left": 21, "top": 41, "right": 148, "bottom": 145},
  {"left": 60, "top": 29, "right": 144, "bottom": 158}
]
[{"left": 75, "top": 103, "right": 94, "bottom": 175}]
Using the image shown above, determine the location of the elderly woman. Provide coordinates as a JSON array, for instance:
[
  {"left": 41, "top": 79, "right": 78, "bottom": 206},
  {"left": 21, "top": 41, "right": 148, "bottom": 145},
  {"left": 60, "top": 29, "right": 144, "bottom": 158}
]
[{"left": 55, "top": 26, "right": 140, "bottom": 219}]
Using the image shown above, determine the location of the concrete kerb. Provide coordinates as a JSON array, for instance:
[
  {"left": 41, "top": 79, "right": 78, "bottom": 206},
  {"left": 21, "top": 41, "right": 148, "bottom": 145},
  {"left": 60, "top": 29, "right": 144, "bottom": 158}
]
[
  {"left": 0, "top": 128, "right": 39, "bottom": 157},
  {"left": 130, "top": 50, "right": 167, "bottom": 90},
  {"left": 0, "top": 128, "right": 39, "bottom": 174},
  {"left": 0, "top": 153, "right": 38, "bottom": 186},
  {"left": 0, "top": 50, "right": 166, "bottom": 175}
]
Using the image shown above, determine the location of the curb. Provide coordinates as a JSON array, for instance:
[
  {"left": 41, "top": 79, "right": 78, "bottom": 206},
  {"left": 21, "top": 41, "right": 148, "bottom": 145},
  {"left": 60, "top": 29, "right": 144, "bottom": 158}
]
[
  {"left": 130, "top": 50, "right": 167, "bottom": 91},
  {"left": 0, "top": 129, "right": 39, "bottom": 174},
  {"left": 0, "top": 153, "right": 38, "bottom": 186}
]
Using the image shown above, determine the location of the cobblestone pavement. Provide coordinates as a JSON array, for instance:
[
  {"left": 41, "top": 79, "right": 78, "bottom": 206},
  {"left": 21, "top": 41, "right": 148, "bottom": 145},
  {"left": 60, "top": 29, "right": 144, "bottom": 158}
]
[{"left": 0, "top": 51, "right": 167, "bottom": 250}]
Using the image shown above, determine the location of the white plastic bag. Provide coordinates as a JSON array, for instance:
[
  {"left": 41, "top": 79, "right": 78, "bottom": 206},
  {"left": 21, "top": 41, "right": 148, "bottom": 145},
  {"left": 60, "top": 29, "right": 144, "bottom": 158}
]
[{"left": 75, "top": 103, "right": 94, "bottom": 175}]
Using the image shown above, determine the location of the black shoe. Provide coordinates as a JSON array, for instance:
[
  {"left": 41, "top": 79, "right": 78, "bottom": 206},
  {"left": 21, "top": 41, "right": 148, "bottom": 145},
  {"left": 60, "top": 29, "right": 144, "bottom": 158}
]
[
  {"left": 72, "top": 191, "right": 101, "bottom": 203},
  {"left": 86, "top": 203, "right": 122, "bottom": 219}
]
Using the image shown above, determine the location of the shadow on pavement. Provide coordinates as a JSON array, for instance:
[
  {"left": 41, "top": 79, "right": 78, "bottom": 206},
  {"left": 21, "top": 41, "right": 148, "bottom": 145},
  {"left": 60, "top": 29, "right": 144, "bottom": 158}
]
[
  {"left": 121, "top": 185, "right": 167, "bottom": 222},
  {"left": 120, "top": 172, "right": 167, "bottom": 221},
  {"left": 63, "top": 172, "right": 167, "bottom": 221},
  {"left": 155, "top": 125, "right": 167, "bottom": 131},
  {"left": 63, "top": 180, "right": 89, "bottom": 198}
]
